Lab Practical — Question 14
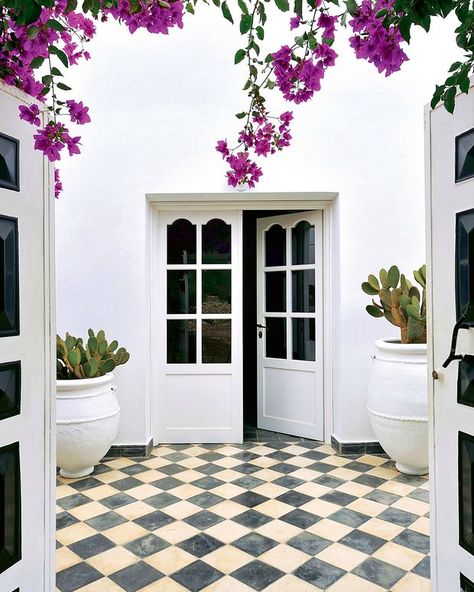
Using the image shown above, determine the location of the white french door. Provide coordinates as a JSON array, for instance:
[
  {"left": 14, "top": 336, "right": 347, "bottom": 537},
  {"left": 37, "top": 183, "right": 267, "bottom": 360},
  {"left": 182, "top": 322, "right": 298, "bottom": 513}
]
[
  {"left": 256, "top": 211, "right": 324, "bottom": 439},
  {"left": 154, "top": 210, "right": 242, "bottom": 443},
  {"left": 427, "top": 90, "right": 474, "bottom": 590}
]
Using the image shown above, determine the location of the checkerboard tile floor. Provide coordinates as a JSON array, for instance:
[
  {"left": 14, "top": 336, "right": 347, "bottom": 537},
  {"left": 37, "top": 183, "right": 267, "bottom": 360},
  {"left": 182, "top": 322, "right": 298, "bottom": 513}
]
[{"left": 56, "top": 442, "right": 430, "bottom": 591}]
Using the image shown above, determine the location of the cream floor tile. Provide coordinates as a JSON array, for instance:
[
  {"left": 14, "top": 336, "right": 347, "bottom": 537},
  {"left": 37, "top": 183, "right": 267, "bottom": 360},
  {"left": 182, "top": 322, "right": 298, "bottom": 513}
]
[
  {"left": 155, "top": 521, "right": 201, "bottom": 544},
  {"left": 181, "top": 446, "right": 209, "bottom": 457},
  {"left": 327, "top": 467, "right": 361, "bottom": 481},
  {"left": 168, "top": 484, "right": 203, "bottom": 500},
  {"left": 105, "top": 458, "right": 136, "bottom": 469},
  {"left": 68, "top": 502, "right": 110, "bottom": 521},
  {"left": 211, "top": 500, "right": 246, "bottom": 519},
  {"left": 373, "top": 541, "right": 425, "bottom": 571},
  {"left": 126, "top": 483, "right": 165, "bottom": 500},
  {"left": 378, "top": 480, "right": 416, "bottom": 496},
  {"left": 316, "top": 444, "right": 334, "bottom": 455},
  {"left": 85, "top": 484, "right": 119, "bottom": 500},
  {"left": 149, "top": 446, "right": 176, "bottom": 457},
  {"left": 254, "top": 499, "right": 294, "bottom": 518},
  {"left": 316, "top": 542, "right": 367, "bottom": 571},
  {"left": 327, "top": 573, "right": 385, "bottom": 591},
  {"left": 145, "top": 546, "right": 195, "bottom": 575},
  {"left": 56, "top": 546, "right": 81, "bottom": 571},
  {"left": 56, "top": 484, "right": 78, "bottom": 499},
  {"left": 392, "top": 496, "right": 429, "bottom": 516},
  {"left": 213, "top": 469, "right": 243, "bottom": 482},
  {"left": 264, "top": 573, "right": 324, "bottom": 592},
  {"left": 202, "top": 575, "right": 255, "bottom": 592},
  {"left": 213, "top": 456, "right": 241, "bottom": 468},
  {"left": 252, "top": 482, "right": 288, "bottom": 499},
  {"left": 307, "top": 518, "right": 353, "bottom": 542},
  {"left": 368, "top": 466, "right": 400, "bottom": 480},
  {"left": 347, "top": 497, "right": 386, "bottom": 517},
  {"left": 136, "top": 469, "right": 171, "bottom": 484},
  {"left": 288, "top": 456, "right": 318, "bottom": 468},
  {"left": 103, "top": 522, "right": 149, "bottom": 545},
  {"left": 290, "top": 468, "right": 321, "bottom": 481},
  {"left": 87, "top": 546, "right": 138, "bottom": 575},
  {"left": 93, "top": 470, "right": 127, "bottom": 484},
  {"left": 176, "top": 469, "right": 205, "bottom": 483},
  {"left": 246, "top": 445, "right": 275, "bottom": 456},
  {"left": 179, "top": 457, "right": 208, "bottom": 469},
  {"left": 323, "top": 455, "right": 351, "bottom": 467},
  {"left": 281, "top": 444, "right": 309, "bottom": 455},
  {"left": 259, "top": 544, "right": 309, "bottom": 571},
  {"left": 256, "top": 519, "right": 301, "bottom": 543},
  {"left": 251, "top": 456, "right": 280, "bottom": 468},
  {"left": 115, "top": 501, "right": 156, "bottom": 521},
  {"left": 212, "top": 483, "right": 246, "bottom": 499},
  {"left": 358, "top": 454, "right": 389, "bottom": 466},
  {"left": 251, "top": 468, "right": 281, "bottom": 482},
  {"left": 335, "top": 481, "right": 373, "bottom": 497},
  {"left": 358, "top": 517, "right": 403, "bottom": 540},
  {"left": 391, "top": 572, "right": 432, "bottom": 591},
  {"left": 162, "top": 500, "right": 202, "bottom": 520},
  {"left": 294, "top": 482, "right": 331, "bottom": 498},
  {"left": 410, "top": 516, "right": 430, "bottom": 535},
  {"left": 204, "top": 545, "right": 254, "bottom": 573},
  {"left": 205, "top": 520, "right": 250, "bottom": 544},
  {"left": 300, "top": 498, "right": 340, "bottom": 517},
  {"left": 141, "top": 456, "right": 173, "bottom": 468},
  {"left": 139, "top": 577, "right": 189, "bottom": 592},
  {"left": 74, "top": 577, "right": 124, "bottom": 592},
  {"left": 56, "top": 522, "right": 97, "bottom": 546}
]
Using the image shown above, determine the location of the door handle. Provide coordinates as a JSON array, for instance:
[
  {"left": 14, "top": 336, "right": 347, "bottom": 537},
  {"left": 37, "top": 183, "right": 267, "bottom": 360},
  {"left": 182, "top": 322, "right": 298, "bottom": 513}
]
[
  {"left": 442, "top": 304, "right": 474, "bottom": 368},
  {"left": 257, "top": 323, "right": 266, "bottom": 329}
]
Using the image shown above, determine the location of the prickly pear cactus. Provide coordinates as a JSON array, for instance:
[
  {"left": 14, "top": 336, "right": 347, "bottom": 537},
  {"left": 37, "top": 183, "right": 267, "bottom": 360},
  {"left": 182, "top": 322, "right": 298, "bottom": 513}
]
[
  {"left": 361, "top": 265, "right": 427, "bottom": 344},
  {"left": 57, "top": 329, "right": 130, "bottom": 379}
]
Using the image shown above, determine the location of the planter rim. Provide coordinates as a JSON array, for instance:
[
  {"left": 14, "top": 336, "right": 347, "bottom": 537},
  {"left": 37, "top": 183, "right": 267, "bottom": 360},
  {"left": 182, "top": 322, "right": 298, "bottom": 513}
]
[
  {"left": 57, "top": 372, "right": 114, "bottom": 391},
  {"left": 375, "top": 338, "right": 427, "bottom": 354}
]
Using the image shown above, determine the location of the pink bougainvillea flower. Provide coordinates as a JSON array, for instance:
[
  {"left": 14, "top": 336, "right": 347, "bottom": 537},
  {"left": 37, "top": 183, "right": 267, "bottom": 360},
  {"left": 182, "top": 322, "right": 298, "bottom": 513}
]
[
  {"left": 215, "top": 140, "right": 230, "bottom": 158},
  {"left": 18, "top": 104, "right": 41, "bottom": 126},
  {"left": 66, "top": 100, "right": 91, "bottom": 125},
  {"left": 290, "top": 15, "right": 301, "bottom": 30},
  {"left": 226, "top": 152, "right": 263, "bottom": 188},
  {"left": 54, "top": 168, "right": 63, "bottom": 198}
]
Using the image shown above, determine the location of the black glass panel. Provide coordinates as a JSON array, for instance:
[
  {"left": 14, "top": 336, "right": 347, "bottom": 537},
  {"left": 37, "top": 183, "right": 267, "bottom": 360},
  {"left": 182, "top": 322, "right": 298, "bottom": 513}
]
[
  {"left": 0, "top": 217, "right": 19, "bottom": 337},
  {"left": 0, "top": 133, "right": 19, "bottom": 192},
  {"left": 202, "top": 320, "right": 231, "bottom": 363},
  {"left": 292, "top": 318, "right": 315, "bottom": 361},
  {"left": 265, "top": 318, "right": 286, "bottom": 359},
  {"left": 265, "top": 272, "right": 286, "bottom": 312},
  {"left": 292, "top": 270, "right": 315, "bottom": 313},
  {"left": 167, "top": 271, "right": 196, "bottom": 314},
  {"left": 202, "top": 219, "right": 231, "bottom": 264},
  {"left": 0, "top": 442, "right": 21, "bottom": 574},
  {"left": 292, "top": 221, "right": 315, "bottom": 265},
  {"left": 0, "top": 361, "right": 20, "bottom": 421},
  {"left": 167, "top": 320, "right": 196, "bottom": 364},
  {"left": 458, "top": 356, "right": 474, "bottom": 408},
  {"left": 167, "top": 219, "right": 196, "bottom": 264},
  {"left": 456, "top": 128, "right": 474, "bottom": 183},
  {"left": 265, "top": 225, "right": 286, "bottom": 267},
  {"left": 461, "top": 573, "right": 474, "bottom": 591},
  {"left": 459, "top": 431, "right": 474, "bottom": 555},
  {"left": 202, "top": 270, "right": 231, "bottom": 314},
  {"left": 456, "top": 209, "right": 474, "bottom": 325}
]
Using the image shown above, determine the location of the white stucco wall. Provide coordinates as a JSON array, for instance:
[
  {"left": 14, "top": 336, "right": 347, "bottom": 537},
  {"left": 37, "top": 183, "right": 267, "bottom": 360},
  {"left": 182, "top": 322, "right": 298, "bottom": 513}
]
[{"left": 55, "top": 8, "right": 460, "bottom": 445}]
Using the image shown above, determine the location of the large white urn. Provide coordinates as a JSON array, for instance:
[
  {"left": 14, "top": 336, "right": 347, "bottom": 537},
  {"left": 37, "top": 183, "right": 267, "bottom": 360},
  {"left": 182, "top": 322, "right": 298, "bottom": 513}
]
[
  {"left": 57, "top": 373, "right": 120, "bottom": 478},
  {"left": 368, "top": 339, "right": 428, "bottom": 475}
]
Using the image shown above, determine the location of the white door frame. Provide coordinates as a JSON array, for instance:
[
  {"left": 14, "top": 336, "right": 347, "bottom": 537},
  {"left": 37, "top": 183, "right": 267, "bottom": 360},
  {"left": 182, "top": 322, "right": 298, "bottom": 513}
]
[{"left": 147, "top": 192, "right": 338, "bottom": 444}]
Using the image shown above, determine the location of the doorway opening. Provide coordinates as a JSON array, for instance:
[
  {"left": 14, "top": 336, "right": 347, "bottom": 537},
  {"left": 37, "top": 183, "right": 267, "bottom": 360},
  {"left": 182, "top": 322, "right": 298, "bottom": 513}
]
[{"left": 242, "top": 209, "right": 322, "bottom": 442}]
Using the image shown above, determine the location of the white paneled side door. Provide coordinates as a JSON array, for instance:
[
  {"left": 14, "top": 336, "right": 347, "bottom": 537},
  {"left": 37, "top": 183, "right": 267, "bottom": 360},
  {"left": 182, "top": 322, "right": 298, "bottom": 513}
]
[
  {"left": 154, "top": 211, "right": 242, "bottom": 443},
  {"left": 427, "top": 89, "right": 474, "bottom": 591},
  {"left": 0, "top": 85, "right": 55, "bottom": 592},
  {"left": 257, "top": 211, "right": 324, "bottom": 439}
]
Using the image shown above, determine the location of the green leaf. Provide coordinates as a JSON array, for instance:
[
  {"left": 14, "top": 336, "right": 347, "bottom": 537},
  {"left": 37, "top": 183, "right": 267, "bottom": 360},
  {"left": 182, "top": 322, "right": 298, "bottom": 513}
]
[
  {"left": 275, "top": 0, "right": 290, "bottom": 12},
  {"left": 367, "top": 274, "right": 380, "bottom": 291},
  {"left": 240, "top": 13, "right": 252, "bottom": 34},
  {"left": 57, "top": 82, "right": 72, "bottom": 91},
  {"left": 238, "top": 0, "right": 249, "bottom": 14},
  {"left": 65, "top": 0, "right": 78, "bottom": 12},
  {"left": 185, "top": 3, "right": 195, "bottom": 13},
  {"left": 221, "top": 1, "right": 234, "bottom": 23},
  {"left": 101, "top": 358, "right": 116, "bottom": 374},
  {"left": 30, "top": 56, "right": 45, "bottom": 69},
  {"left": 345, "top": 0, "right": 358, "bottom": 17},
  {"left": 27, "top": 26, "right": 39, "bottom": 39},
  {"left": 387, "top": 265, "right": 400, "bottom": 288},
  {"left": 375, "top": 8, "right": 387, "bottom": 17},
  {"left": 235, "top": 49, "right": 246, "bottom": 64},
  {"left": 361, "top": 281, "right": 379, "bottom": 296},
  {"left": 236, "top": 111, "right": 247, "bottom": 118},
  {"left": 51, "top": 67, "right": 63, "bottom": 77},
  {"left": 294, "top": 0, "right": 303, "bottom": 17},
  {"left": 366, "top": 305, "right": 384, "bottom": 318},
  {"left": 46, "top": 19, "right": 66, "bottom": 31},
  {"left": 68, "top": 348, "right": 81, "bottom": 366},
  {"left": 443, "top": 85, "right": 456, "bottom": 113},
  {"left": 399, "top": 15, "right": 412, "bottom": 43},
  {"left": 449, "top": 61, "right": 462, "bottom": 72},
  {"left": 49, "top": 45, "right": 69, "bottom": 68},
  {"left": 430, "top": 84, "right": 444, "bottom": 109},
  {"left": 256, "top": 25, "right": 264, "bottom": 40}
]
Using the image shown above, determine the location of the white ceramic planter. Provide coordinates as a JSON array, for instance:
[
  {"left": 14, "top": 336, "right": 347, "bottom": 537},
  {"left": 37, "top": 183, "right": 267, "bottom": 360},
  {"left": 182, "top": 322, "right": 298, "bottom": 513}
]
[
  {"left": 57, "top": 373, "right": 120, "bottom": 478},
  {"left": 368, "top": 339, "right": 428, "bottom": 475}
]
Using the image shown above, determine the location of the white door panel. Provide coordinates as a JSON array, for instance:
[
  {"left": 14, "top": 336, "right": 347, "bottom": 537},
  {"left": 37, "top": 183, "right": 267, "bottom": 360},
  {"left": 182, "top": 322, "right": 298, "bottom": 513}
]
[
  {"left": 257, "top": 211, "right": 323, "bottom": 439},
  {"left": 154, "top": 211, "right": 242, "bottom": 443}
]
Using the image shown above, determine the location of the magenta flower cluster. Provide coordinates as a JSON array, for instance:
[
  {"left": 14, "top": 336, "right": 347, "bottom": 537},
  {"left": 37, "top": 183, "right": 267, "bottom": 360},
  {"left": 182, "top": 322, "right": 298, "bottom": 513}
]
[
  {"left": 272, "top": 39, "right": 337, "bottom": 104},
  {"left": 104, "top": 0, "right": 184, "bottom": 34},
  {"left": 349, "top": 0, "right": 408, "bottom": 76}
]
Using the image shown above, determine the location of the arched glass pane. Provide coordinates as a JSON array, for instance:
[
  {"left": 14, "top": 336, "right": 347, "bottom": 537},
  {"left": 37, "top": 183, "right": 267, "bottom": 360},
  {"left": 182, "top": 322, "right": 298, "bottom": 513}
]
[
  {"left": 167, "top": 219, "right": 196, "bottom": 264},
  {"left": 202, "top": 219, "right": 231, "bottom": 264},
  {"left": 265, "top": 225, "right": 286, "bottom": 267},
  {"left": 292, "top": 221, "right": 315, "bottom": 265}
]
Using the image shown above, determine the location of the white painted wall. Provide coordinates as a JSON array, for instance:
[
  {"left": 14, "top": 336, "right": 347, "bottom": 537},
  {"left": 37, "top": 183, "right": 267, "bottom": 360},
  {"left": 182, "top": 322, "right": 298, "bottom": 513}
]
[{"left": 55, "top": 7, "right": 461, "bottom": 445}]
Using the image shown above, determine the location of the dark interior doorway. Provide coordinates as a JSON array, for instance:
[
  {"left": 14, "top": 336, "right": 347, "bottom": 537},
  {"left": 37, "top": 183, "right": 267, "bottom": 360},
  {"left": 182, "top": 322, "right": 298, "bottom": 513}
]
[{"left": 242, "top": 210, "right": 301, "bottom": 436}]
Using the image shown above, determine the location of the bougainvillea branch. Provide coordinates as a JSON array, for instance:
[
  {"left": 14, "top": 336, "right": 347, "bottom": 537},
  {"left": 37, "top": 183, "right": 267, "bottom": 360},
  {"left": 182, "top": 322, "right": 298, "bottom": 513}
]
[{"left": 0, "top": 0, "right": 470, "bottom": 194}]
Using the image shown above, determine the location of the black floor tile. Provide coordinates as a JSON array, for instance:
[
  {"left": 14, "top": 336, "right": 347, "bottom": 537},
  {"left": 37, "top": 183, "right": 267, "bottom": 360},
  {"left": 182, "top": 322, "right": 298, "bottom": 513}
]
[
  {"left": 232, "top": 509, "right": 273, "bottom": 529},
  {"left": 134, "top": 510, "right": 175, "bottom": 531},
  {"left": 178, "top": 533, "right": 224, "bottom": 558},
  {"left": 320, "top": 490, "right": 357, "bottom": 507},
  {"left": 340, "top": 529, "right": 386, "bottom": 554},
  {"left": 150, "top": 476, "right": 183, "bottom": 490},
  {"left": 56, "top": 562, "right": 102, "bottom": 592},
  {"left": 378, "top": 507, "right": 418, "bottom": 528},
  {"left": 109, "top": 476, "right": 143, "bottom": 491},
  {"left": 393, "top": 529, "right": 430, "bottom": 554},
  {"left": 294, "top": 558, "right": 345, "bottom": 589},
  {"left": 330, "top": 508, "right": 371, "bottom": 528},
  {"left": 172, "top": 560, "right": 224, "bottom": 592},
  {"left": 192, "top": 476, "right": 225, "bottom": 490},
  {"left": 184, "top": 510, "right": 224, "bottom": 531},
  {"left": 56, "top": 511, "right": 79, "bottom": 530},
  {"left": 353, "top": 557, "right": 406, "bottom": 589},
  {"left": 124, "top": 533, "right": 170, "bottom": 557},
  {"left": 276, "top": 490, "right": 312, "bottom": 507},
  {"left": 288, "top": 532, "right": 332, "bottom": 555},
  {"left": 232, "top": 532, "right": 278, "bottom": 557},
  {"left": 110, "top": 561, "right": 164, "bottom": 592},
  {"left": 69, "top": 533, "right": 115, "bottom": 559},
  {"left": 101, "top": 492, "right": 136, "bottom": 510},
  {"left": 188, "top": 492, "right": 225, "bottom": 509},
  {"left": 280, "top": 508, "right": 321, "bottom": 529},
  {"left": 231, "top": 560, "right": 284, "bottom": 591},
  {"left": 85, "top": 511, "right": 127, "bottom": 532},
  {"left": 231, "top": 491, "right": 268, "bottom": 508},
  {"left": 412, "top": 555, "right": 430, "bottom": 578},
  {"left": 144, "top": 492, "right": 180, "bottom": 509},
  {"left": 57, "top": 493, "right": 92, "bottom": 510},
  {"left": 69, "top": 477, "right": 103, "bottom": 492}
]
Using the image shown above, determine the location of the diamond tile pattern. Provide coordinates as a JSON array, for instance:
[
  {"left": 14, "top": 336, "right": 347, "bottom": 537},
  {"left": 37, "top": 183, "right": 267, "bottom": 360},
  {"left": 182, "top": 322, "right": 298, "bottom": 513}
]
[{"left": 56, "top": 442, "right": 430, "bottom": 591}]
